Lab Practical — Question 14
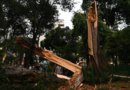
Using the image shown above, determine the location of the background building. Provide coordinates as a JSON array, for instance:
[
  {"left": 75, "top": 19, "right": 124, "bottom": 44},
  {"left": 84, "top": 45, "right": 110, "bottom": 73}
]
[{"left": 54, "top": 19, "right": 64, "bottom": 29}]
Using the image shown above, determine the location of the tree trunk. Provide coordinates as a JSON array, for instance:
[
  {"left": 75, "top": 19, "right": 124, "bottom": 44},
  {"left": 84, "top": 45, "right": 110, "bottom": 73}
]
[
  {"left": 86, "top": 1, "right": 111, "bottom": 77},
  {"left": 24, "top": 50, "right": 29, "bottom": 68},
  {"left": 19, "top": 53, "right": 23, "bottom": 64},
  {"left": 29, "top": 51, "right": 33, "bottom": 65}
]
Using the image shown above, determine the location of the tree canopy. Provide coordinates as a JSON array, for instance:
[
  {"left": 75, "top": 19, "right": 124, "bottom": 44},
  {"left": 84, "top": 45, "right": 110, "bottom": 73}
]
[
  {"left": 41, "top": 27, "right": 79, "bottom": 63},
  {"left": 82, "top": 0, "right": 130, "bottom": 26},
  {"left": 0, "top": 0, "right": 76, "bottom": 66}
]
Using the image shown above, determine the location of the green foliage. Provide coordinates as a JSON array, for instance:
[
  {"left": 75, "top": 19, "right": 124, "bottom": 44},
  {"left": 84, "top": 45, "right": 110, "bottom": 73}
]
[
  {"left": 5, "top": 56, "right": 16, "bottom": 63},
  {"left": 0, "top": 0, "right": 76, "bottom": 67},
  {"left": 47, "top": 64, "right": 54, "bottom": 73},
  {"left": 82, "top": 67, "right": 93, "bottom": 84},
  {"left": 82, "top": 67, "right": 111, "bottom": 84},
  {"left": 69, "top": 88, "right": 74, "bottom": 90},
  {"left": 82, "top": 0, "right": 130, "bottom": 26},
  {"left": 98, "top": 19, "right": 111, "bottom": 47},
  {"left": 72, "top": 11, "right": 111, "bottom": 61},
  {"left": 72, "top": 12, "right": 88, "bottom": 59},
  {"left": 72, "top": 12, "right": 87, "bottom": 37},
  {"left": 81, "top": 0, "right": 93, "bottom": 11},
  {"left": 1, "top": 0, "right": 75, "bottom": 43},
  {"left": 113, "top": 64, "right": 130, "bottom": 76},
  {"left": 0, "top": 63, "right": 68, "bottom": 90},
  {"left": 96, "top": 72, "right": 111, "bottom": 83},
  {"left": 104, "top": 26, "right": 130, "bottom": 64},
  {"left": 0, "top": 63, "right": 10, "bottom": 88},
  {"left": 96, "top": 87, "right": 108, "bottom": 90},
  {"left": 0, "top": 50, "right": 4, "bottom": 61},
  {"left": 41, "top": 27, "right": 79, "bottom": 63},
  {"left": 118, "top": 27, "right": 130, "bottom": 63}
]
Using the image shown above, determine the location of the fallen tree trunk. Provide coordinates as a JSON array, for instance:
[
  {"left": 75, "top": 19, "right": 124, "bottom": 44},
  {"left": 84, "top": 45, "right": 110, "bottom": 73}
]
[
  {"left": 15, "top": 38, "right": 83, "bottom": 90},
  {"left": 3, "top": 65, "right": 69, "bottom": 84}
]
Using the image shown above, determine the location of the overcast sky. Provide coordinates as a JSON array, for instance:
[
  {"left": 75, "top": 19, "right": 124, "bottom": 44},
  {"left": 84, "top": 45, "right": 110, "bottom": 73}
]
[
  {"left": 58, "top": 0, "right": 83, "bottom": 29},
  {"left": 58, "top": 0, "right": 127, "bottom": 30}
]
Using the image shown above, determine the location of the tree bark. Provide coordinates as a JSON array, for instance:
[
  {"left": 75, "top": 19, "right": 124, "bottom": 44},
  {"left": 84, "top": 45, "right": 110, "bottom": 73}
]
[{"left": 86, "top": 1, "right": 111, "bottom": 77}]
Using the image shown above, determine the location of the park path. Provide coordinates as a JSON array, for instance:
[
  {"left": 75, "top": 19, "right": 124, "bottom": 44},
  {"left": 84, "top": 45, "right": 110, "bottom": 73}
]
[{"left": 114, "top": 74, "right": 130, "bottom": 78}]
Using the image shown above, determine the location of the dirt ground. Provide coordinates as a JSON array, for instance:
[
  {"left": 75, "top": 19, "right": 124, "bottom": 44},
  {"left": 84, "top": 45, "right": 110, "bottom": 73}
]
[
  {"left": 3, "top": 65, "right": 130, "bottom": 90},
  {"left": 79, "top": 80, "right": 130, "bottom": 90}
]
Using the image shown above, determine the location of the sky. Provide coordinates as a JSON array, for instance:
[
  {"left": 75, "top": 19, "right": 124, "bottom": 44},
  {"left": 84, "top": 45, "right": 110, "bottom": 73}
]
[
  {"left": 58, "top": 0, "right": 83, "bottom": 29},
  {"left": 39, "top": 0, "right": 83, "bottom": 46}
]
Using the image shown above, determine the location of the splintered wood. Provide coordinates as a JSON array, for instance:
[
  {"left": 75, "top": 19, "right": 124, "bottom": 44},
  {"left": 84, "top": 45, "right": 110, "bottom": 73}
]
[
  {"left": 86, "top": 0, "right": 111, "bottom": 77},
  {"left": 15, "top": 38, "right": 83, "bottom": 90}
]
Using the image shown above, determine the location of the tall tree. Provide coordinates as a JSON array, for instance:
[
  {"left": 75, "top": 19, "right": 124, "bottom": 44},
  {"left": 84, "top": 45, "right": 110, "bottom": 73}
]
[
  {"left": 105, "top": 27, "right": 130, "bottom": 65},
  {"left": 86, "top": 1, "right": 112, "bottom": 77},
  {"left": 119, "top": 27, "right": 130, "bottom": 64},
  {"left": 72, "top": 12, "right": 111, "bottom": 65},
  {"left": 1, "top": 0, "right": 75, "bottom": 66},
  {"left": 72, "top": 1, "right": 112, "bottom": 76},
  {"left": 72, "top": 12, "right": 88, "bottom": 63}
]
